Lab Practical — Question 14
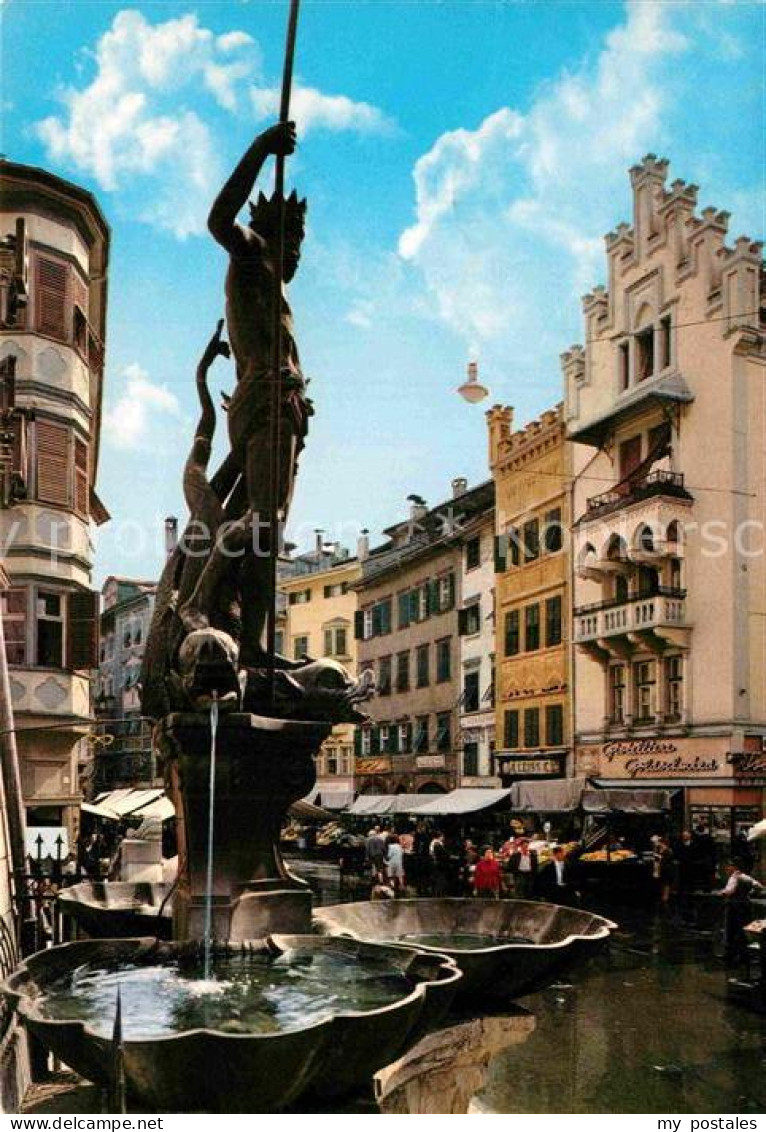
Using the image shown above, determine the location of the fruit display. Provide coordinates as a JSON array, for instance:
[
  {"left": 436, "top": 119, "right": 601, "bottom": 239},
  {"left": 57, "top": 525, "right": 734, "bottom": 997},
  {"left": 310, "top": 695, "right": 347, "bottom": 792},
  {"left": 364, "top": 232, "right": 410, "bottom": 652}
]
[{"left": 580, "top": 848, "right": 637, "bottom": 863}]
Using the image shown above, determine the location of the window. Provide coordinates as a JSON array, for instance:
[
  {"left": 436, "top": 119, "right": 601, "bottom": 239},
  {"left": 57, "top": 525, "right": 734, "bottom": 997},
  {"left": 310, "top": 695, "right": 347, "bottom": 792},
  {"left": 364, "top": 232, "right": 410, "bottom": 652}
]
[
  {"left": 609, "top": 665, "right": 626, "bottom": 724},
  {"left": 378, "top": 655, "right": 392, "bottom": 696},
  {"left": 619, "top": 436, "right": 642, "bottom": 482},
  {"left": 665, "top": 656, "right": 683, "bottom": 721},
  {"left": 437, "top": 574, "right": 455, "bottom": 612},
  {"left": 615, "top": 574, "right": 630, "bottom": 603},
  {"left": 634, "top": 660, "right": 656, "bottom": 722},
  {"left": 504, "top": 610, "right": 520, "bottom": 656},
  {"left": 436, "top": 712, "right": 451, "bottom": 752},
  {"left": 545, "top": 596, "right": 562, "bottom": 648},
  {"left": 274, "top": 630, "right": 284, "bottom": 656},
  {"left": 396, "top": 722, "right": 411, "bottom": 754},
  {"left": 465, "top": 537, "right": 481, "bottom": 571},
  {"left": 524, "top": 604, "right": 540, "bottom": 652},
  {"left": 379, "top": 725, "right": 392, "bottom": 754},
  {"left": 396, "top": 650, "right": 410, "bottom": 693},
  {"left": 463, "top": 671, "right": 480, "bottom": 713},
  {"left": 458, "top": 602, "right": 481, "bottom": 636},
  {"left": 288, "top": 588, "right": 311, "bottom": 605},
  {"left": 636, "top": 325, "right": 654, "bottom": 382},
  {"left": 670, "top": 557, "right": 682, "bottom": 591},
  {"left": 504, "top": 710, "right": 519, "bottom": 749},
  {"left": 361, "top": 728, "right": 372, "bottom": 756},
  {"left": 619, "top": 341, "right": 630, "bottom": 390},
  {"left": 524, "top": 708, "right": 540, "bottom": 748},
  {"left": 508, "top": 527, "right": 521, "bottom": 567},
  {"left": 323, "top": 625, "right": 348, "bottom": 657},
  {"left": 523, "top": 519, "right": 540, "bottom": 562},
  {"left": 323, "top": 582, "right": 348, "bottom": 598},
  {"left": 414, "top": 715, "right": 429, "bottom": 753},
  {"left": 543, "top": 508, "right": 563, "bottom": 554},
  {"left": 36, "top": 591, "right": 64, "bottom": 668},
  {"left": 397, "top": 591, "right": 411, "bottom": 629},
  {"left": 463, "top": 742, "right": 479, "bottom": 777},
  {"left": 546, "top": 704, "right": 564, "bottom": 747},
  {"left": 2, "top": 588, "right": 27, "bottom": 664},
  {"left": 436, "top": 637, "right": 451, "bottom": 683},
  {"left": 293, "top": 634, "right": 309, "bottom": 659},
  {"left": 371, "top": 598, "right": 392, "bottom": 636},
  {"left": 416, "top": 644, "right": 429, "bottom": 688},
  {"left": 659, "top": 315, "right": 672, "bottom": 369}
]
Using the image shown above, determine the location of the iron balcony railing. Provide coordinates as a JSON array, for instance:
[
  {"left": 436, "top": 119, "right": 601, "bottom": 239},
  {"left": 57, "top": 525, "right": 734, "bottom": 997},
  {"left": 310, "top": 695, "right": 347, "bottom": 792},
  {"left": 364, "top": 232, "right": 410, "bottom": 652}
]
[{"left": 585, "top": 470, "right": 688, "bottom": 517}]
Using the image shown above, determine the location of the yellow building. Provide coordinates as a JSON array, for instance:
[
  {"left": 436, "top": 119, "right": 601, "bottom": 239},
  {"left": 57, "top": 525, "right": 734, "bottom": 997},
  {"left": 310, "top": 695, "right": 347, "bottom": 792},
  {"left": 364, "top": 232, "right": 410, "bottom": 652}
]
[
  {"left": 489, "top": 404, "right": 572, "bottom": 788},
  {"left": 280, "top": 548, "right": 361, "bottom": 807}
]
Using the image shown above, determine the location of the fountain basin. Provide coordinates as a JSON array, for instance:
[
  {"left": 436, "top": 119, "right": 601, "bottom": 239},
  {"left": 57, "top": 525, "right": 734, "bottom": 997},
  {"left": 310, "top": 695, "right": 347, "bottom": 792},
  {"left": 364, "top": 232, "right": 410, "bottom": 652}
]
[
  {"left": 58, "top": 882, "right": 173, "bottom": 939},
  {"left": 3, "top": 934, "right": 461, "bottom": 1112},
  {"left": 313, "top": 899, "right": 617, "bottom": 1000}
]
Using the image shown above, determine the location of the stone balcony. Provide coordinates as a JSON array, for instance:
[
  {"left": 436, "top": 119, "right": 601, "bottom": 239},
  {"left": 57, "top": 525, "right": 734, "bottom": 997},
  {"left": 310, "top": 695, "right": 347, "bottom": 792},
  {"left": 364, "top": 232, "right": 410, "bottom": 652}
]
[
  {"left": 574, "top": 587, "right": 690, "bottom": 658},
  {"left": 8, "top": 666, "right": 91, "bottom": 720}
]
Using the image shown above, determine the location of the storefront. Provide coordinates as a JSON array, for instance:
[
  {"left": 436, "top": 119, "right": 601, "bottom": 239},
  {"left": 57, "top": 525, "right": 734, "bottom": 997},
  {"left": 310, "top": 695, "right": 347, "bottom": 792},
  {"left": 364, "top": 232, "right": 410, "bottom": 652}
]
[
  {"left": 494, "top": 750, "right": 567, "bottom": 789},
  {"left": 575, "top": 734, "right": 765, "bottom": 847}
]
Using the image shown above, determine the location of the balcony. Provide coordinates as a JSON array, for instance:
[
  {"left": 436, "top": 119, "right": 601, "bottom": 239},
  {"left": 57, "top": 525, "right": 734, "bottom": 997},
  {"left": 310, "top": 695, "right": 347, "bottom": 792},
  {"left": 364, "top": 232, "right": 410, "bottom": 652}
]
[
  {"left": 584, "top": 471, "right": 691, "bottom": 522},
  {"left": 574, "top": 587, "right": 690, "bottom": 656}
]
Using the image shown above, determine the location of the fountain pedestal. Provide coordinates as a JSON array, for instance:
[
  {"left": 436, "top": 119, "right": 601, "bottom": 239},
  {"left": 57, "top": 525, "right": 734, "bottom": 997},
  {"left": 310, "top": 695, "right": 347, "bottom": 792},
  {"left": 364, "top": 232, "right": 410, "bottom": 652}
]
[{"left": 159, "top": 712, "right": 330, "bottom": 940}]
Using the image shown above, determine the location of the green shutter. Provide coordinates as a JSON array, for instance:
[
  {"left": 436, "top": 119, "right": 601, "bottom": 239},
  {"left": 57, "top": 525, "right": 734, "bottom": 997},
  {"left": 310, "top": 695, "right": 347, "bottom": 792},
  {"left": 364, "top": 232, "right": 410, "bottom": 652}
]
[
  {"left": 354, "top": 611, "right": 364, "bottom": 640},
  {"left": 398, "top": 591, "right": 410, "bottom": 628},
  {"left": 494, "top": 535, "right": 507, "bottom": 573},
  {"left": 354, "top": 728, "right": 362, "bottom": 756}
]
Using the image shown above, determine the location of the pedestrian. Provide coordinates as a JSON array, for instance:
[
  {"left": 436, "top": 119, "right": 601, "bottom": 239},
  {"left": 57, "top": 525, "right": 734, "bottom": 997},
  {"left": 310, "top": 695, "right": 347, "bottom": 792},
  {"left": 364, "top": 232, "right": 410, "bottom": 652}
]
[
  {"left": 538, "top": 845, "right": 579, "bottom": 906},
  {"left": 429, "top": 830, "right": 450, "bottom": 896},
  {"left": 652, "top": 836, "right": 675, "bottom": 908},
  {"left": 508, "top": 837, "right": 538, "bottom": 900},
  {"left": 365, "top": 825, "right": 387, "bottom": 885},
  {"left": 473, "top": 847, "right": 502, "bottom": 899},
  {"left": 714, "top": 862, "right": 764, "bottom": 965},
  {"left": 386, "top": 834, "right": 406, "bottom": 896}
]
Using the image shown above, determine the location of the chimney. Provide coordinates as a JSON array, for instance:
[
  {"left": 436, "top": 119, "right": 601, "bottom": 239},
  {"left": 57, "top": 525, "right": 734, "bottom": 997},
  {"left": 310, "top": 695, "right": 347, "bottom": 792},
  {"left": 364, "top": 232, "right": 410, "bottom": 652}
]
[
  {"left": 452, "top": 476, "right": 468, "bottom": 499},
  {"left": 408, "top": 495, "right": 428, "bottom": 524},
  {"left": 357, "top": 528, "right": 370, "bottom": 562},
  {"left": 164, "top": 516, "right": 178, "bottom": 559},
  {"left": 314, "top": 529, "right": 324, "bottom": 559}
]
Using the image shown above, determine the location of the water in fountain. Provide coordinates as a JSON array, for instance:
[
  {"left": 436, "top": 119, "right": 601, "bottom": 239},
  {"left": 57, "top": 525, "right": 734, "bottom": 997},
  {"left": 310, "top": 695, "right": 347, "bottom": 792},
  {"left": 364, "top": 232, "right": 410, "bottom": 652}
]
[
  {"left": 36, "top": 949, "right": 417, "bottom": 1038},
  {"left": 397, "top": 932, "right": 534, "bottom": 951},
  {"left": 203, "top": 696, "right": 219, "bottom": 981}
]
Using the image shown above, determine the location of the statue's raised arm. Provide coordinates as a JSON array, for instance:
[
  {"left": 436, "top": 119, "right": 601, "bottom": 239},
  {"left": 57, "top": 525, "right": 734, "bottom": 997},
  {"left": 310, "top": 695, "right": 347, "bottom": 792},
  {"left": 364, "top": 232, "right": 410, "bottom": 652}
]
[{"left": 208, "top": 122, "right": 297, "bottom": 255}]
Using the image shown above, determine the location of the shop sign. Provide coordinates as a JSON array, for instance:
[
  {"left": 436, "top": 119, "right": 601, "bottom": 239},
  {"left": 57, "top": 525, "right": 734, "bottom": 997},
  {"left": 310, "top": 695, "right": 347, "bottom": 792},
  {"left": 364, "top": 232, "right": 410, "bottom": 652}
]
[
  {"left": 495, "top": 752, "right": 565, "bottom": 780},
  {"left": 728, "top": 749, "right": 766, "bottom": 780},
  {"left": 581, "top": 736, "right": 740, "bottom": 780},
  {"left": 356, "top": 757, "right": 392, "bottom": 775},
  {"left": 416, "top": 755, "right": 446, "bottom": 769}
]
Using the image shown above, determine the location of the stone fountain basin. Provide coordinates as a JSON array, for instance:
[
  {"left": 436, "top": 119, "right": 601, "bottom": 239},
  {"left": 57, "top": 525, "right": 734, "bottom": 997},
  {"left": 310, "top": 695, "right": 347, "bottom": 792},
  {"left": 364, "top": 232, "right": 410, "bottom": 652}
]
[
  {"left": 58, "top": 882, "right": 173, "bottom": 939},
  {"left": 313, "top": 898, "right": 617, "bottom": 1000},
  {"left": 3, "top": 934, "right": 461, "bottom": 1112}
]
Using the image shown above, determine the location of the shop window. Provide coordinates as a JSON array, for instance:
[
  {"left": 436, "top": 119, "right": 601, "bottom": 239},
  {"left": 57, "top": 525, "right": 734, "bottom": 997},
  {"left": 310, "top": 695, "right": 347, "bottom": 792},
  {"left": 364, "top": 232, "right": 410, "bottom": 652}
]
[
  {"left": 463, "top": 671, "right": 480, "bottom": 713},
  {"left": 636, "top": 326, "right": 654, "bottom": 382},
  {"left": 436, "top": 712, "right": 451, "bottom": 752},
  {"left": 416, "top": 644, "right": 429, "bottom": 688},
  {"left": 545, "top": 596, "right": 562, "bottom": 647},
  {"left": 609, "top": 665, "right": 626, "bottom": 724},
  {"left": 523, "top": 519, "right": 540, "bottom": 562},
  {"left": 523, "top": 708, "right": 540, "bottom": 748},
  {"left": 546, "top": 704, "right": 564, "bottom": 747},
  {"left": 414, "top": 716, "right": 429, "bottom": 753},
  {"left": 1, "top": 587, "right": 28, "bottom": 664},
  {"left": 504, "top": 710, "right": 519, "bottom": 749},
  {"left": 504, "top": 610, "right": 520, "bottom": 656},
  {"left": 396, "top": 650, "right": 410, "bottom": 693},
  {"left": 634, "top": 660, "right": 656, "bottom": 722},
  {"left": 436, "top": 637, "right": 451, "bottom": 683},
  {"left": 524, "top": 604, "right": 540, "bottom": 652},
  {"left": 36, "top": 590, "right": 64, "bottom": 668},
  {"left": 465, "top": 537, "right": 481, "bottom": 571},
  {"left": 665, "top": 655, "right": 683, "bottom": 721},
  {"left": 378, "top": 655, "right": 392, "bottom": 696},
  {"left": 543, "top": 508, "right": 563, "bottom": 554},
  {"left": 463, "top": 742, "right": 479, "bottom": 777}
]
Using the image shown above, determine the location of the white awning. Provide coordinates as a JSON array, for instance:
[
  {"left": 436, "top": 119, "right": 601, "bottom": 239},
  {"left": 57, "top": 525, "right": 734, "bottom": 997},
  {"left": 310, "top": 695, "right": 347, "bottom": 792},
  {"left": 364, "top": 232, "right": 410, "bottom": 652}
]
[
  {"left": 583, "top": 788, "right": 677, "bottom": 814},
  {"left": 348, "top": 795, "right": 432, "bottom": 817},
  {"left": 415, "top": 788, "right": 512, "bottom": 816},
  {"left": 319, "top": 790, "right": 354, "bottom": 811},
  {"left": 86, "top": 789, "right": 170, "bottom": 821},
  {"left": 510, "top": 777, "right": 588, "bottom": 813}
]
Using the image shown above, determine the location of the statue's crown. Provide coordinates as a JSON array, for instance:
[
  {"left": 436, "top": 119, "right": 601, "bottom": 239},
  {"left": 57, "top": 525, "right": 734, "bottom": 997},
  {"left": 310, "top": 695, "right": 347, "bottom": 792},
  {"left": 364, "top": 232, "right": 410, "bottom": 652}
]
[{"left": 249, "top": 189, "right": 307, "bottom": 233}]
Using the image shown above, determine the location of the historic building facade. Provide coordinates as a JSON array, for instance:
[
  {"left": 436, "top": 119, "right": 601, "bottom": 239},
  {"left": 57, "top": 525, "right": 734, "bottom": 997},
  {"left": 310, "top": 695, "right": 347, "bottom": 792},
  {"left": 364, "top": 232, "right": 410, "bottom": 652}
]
[
  {"left": 456, "top": 485, "right": 498, "bottom": 785},
  {"left": 280, "top": 541, "right": 361, "bottom": 806},
  {"left": 0, "top": 160, "right": 109, "bottom": 838},
  {"left": 489, "top": 405, "right": 572, "bottom": 790},
  {"left": 564, "top": 154, "right": 765, "bottom": 843},
  {"left": 354, "top": 481, "right": 493, "bottom": 795}
]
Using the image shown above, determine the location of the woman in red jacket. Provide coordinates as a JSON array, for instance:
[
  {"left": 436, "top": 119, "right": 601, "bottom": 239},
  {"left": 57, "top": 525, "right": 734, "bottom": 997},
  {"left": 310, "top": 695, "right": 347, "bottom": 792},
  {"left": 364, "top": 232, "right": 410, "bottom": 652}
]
[{"left": 473, "top": 847, "right": 503, "bottom": 899}]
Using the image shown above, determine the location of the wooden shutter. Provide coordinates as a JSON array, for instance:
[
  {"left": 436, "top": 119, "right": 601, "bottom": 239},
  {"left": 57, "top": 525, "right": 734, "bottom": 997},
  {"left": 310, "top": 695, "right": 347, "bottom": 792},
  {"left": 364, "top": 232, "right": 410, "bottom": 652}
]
[
  {"left": 458, "top": 608, "right": 468, "bottom": 636},
  {"left": 354, "top": 728, "right": 362, "bottom": 757},
  {"left": 74, "top": 438, "right": 89, "bottom": 517},
  {"left": 494, "top": 535, "right": 507, "bottom": 573},
  {"left": 35, "top": 420, "right": 70, "bottom": 506},
  {"left": 67, "top": 588, "right": 99, "bottom": 670},
  {"left": 35, "top": 255, "right": 70, "bottom": 341},
  {"left": 354, "top": 610, "right": 365, "bottom": 640}
]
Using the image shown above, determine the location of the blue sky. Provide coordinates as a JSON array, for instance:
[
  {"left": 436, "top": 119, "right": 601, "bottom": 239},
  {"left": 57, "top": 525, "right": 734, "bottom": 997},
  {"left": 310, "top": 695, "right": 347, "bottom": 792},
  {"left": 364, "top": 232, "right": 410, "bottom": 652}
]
[{"left": 2, "top": 0, "right": 764, "bottom": 582}]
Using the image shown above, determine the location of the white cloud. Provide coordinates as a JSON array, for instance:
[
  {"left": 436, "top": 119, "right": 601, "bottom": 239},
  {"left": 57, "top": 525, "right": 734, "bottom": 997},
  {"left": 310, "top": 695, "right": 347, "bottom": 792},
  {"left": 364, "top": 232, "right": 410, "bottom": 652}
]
[
  {"left": 103, "top": 363, "right": 180, "bottom": 450},
  {"left": 36, "top": 10, "right": 257, "bottom": 237},
  {"left": 397, "top": 0, "right": 691, "bottom": 364},
  {"left": 250, "top": 83, "right": 395, "bottom": 136}
]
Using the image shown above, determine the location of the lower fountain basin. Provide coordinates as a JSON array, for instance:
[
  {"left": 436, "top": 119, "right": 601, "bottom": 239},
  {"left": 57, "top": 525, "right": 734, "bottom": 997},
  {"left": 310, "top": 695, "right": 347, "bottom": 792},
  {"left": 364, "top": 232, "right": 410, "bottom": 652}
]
[
  {"left": 313, "top": 898, "right": 617, "bottom": 1000},
  {"left": 3, "top": 934, "right": 461, "bottom": 1112},
  {"left": 58, "top": 882, "right": 173, "bottom": 939}
]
